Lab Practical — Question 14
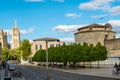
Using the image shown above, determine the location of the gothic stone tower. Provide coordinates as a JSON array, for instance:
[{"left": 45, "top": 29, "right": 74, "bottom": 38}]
[
  {"left": 0, "top": 30, "right": 8, "bottom": 48},
  {"left": 12, "top": 21, "right": 20, "bottom": 49}
]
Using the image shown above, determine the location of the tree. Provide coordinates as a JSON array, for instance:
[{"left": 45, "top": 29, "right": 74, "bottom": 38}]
[
  {"left": 32, "top": 50, "right": 46, "bottom": 62},
  {"left": 9, "top": 48, "right": 21, "bottom": 60},
  {"left": 95, "top": 42, "right": 107, "bottom": 68},
  {"left": 20, "top": 39, "right": 31, "bottom": 60},
  {"left": 2, "top": 48, "right": 10, "bottom": 60}
]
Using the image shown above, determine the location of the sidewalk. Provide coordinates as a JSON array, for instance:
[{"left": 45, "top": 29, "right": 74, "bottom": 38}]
[
  {"left": 26, "top": 63, "right": 120, "bottom": 79},
  {"left": 48, "top": 67, "right": 120, "bottom": 79}
]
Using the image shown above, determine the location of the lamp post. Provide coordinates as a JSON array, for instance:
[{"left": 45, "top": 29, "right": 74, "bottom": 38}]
[
  {"left": 21, "top": 50, "right": 23, "bottom": 64},
  {"left": 45, "top": 41, "right": 48, "bottom": 70}
]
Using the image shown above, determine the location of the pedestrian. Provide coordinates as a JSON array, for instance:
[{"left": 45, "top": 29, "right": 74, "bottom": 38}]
[{"left": 1, "top": 61, "right": 6, "bottom": 69}]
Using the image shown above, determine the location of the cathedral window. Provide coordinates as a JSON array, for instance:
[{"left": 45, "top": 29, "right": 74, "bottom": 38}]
[{"left": 13, "top": 34, "right": 17, "bottom": 36}]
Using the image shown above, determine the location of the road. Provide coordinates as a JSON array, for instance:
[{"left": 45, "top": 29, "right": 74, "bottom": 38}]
[{"left": 15, "top": 65, "right": 117, "bottom": 80}]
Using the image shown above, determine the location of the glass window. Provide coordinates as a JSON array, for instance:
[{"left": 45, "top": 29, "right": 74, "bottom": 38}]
[
  {"left": 56, "top": 44, "right": 60, "bottom": 47},
  {"left": 50, "top": 44, "right": 54, "bottom": 48},
  {"left": 35, "top": 45, "right": 38, "bottom": 50},
  {"left": 40, "top": 45, "right": 42, "bottom": 49}
]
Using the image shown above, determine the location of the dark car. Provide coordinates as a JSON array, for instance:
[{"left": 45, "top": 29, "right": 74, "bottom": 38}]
[{"left": 7, "top": 63, "right": 15, "bottom": 71}]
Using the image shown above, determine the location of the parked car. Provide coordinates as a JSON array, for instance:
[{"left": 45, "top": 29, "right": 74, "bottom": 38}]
[{"left": 7, "top": 63, "right": 15, "bottom": 71}]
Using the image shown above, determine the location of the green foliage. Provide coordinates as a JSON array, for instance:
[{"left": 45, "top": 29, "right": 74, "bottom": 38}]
[
  {"left": 32, "top": 42, "right": 107, "bottom": 63},
  {"left": 2, "top": 47, "right": 21, "bottom": 61},
  {"left": 2, "top": 48, "right": 10, "bottom": 60},
  {"left": 9, "top": 48, "right": 21, "bottom": 60},
  {"left": 20, "top": 39, "right": 31, "bottom": 60},
  {"left": 32, "top": 50, "right": 46, "bottom": 62}
]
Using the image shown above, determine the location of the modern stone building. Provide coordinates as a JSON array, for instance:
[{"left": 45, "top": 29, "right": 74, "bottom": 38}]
[
  {"left": 75, "top": 23, "right": 120, "bottom": 57},
  {"left": 11, "top": 21, "right": 21, "bottom": 49},
  {"left": 31, "top": 37, "right": 64, "bottom": 57},
  {"left": 0, "top": 30, "right": 8, "bottom": 48}
]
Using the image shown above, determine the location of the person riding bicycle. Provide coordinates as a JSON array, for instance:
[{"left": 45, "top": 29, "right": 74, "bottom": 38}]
[{"left": 114, "top": 63, "right": 120, "bottom": 72}]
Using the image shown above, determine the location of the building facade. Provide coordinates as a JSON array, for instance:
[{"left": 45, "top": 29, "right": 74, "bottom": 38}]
[
  {"left": 31, "top": 37, "right": 64, "bottom": 57},
  {"left": 75, "top": 23, "right": 120, "bottom": 57},
  {"left": 104, "top": 39, "right": 120, "bottom": 57},
  {"left": 11, "top": 21, "right": 20, "bottom": 49},
  {"left": 0, "top": 42, "right": 1, "bottom": 59},
  {"left": 0, "top": 30, "right": 8, "bottom": 48}
]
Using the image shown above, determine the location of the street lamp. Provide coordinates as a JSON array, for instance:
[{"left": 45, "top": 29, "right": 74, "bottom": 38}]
[
  {"left": 44, "top": 38, "right": 60, "bottom": 70},
  {"left": 45, "top": 41, "right": 48, "bottom": 70},
  {"left": 34, "top": 38, "right": 59, "bottom": 70}
]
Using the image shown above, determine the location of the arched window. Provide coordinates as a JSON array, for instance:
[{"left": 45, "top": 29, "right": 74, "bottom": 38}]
[{"left": 105, "top": 35, "right": 108, "bottom": 40}]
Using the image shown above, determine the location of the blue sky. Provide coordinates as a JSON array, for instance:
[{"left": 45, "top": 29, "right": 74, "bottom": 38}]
[{"left": 0, "top": 0, "right": 120, "bottom": 44}]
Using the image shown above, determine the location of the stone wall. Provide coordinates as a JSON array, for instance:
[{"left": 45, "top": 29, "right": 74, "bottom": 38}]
[
  {"left": 104, "top": 38, "right": 120, "bottom": 57},
  {"left": 75, "top": 31, "right": 115, "bottom": 45}
]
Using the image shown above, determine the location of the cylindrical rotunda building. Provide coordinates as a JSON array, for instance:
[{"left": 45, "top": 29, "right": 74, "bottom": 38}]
[{"left": 74, "top": 23, "right": 116, "bottom": 45}]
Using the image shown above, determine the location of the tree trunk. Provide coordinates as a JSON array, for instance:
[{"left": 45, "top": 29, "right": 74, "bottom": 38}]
[
  {"left": 98, "top": 60, "right": 99, "bottom": 68},
  {"left": 84, "top": 61, "right": 85, "bottom": 68},
  {"left": 73, "top": 62, "right": 76, "bottom": 68},
  {"left": 90, "top": 61, "right": 92, "bottom": 68}
]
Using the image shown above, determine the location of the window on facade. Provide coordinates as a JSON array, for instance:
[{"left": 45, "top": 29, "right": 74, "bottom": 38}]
[
  {"left": 56, "top": 44, "right": 60, "bottom": 47},
  {"left": 89, "top": 27, "right": 92, "bottom": 30},
  {"left": 50, "top": 44, "right": 54, "bottom": 48},
  {"left": 105, "top": 35, "right": 108, "bottom": 40},
  {"left": 113, "top": 36, "right": 115, "bottom": 39},
  {"left": 35, "top": 45, "right": 38, "bottom": 50},
  {"left": 40, "top": 45, "right": 42, "bottom": 49},
  {"left": 13, "top": 34, "right": 17, "bottom": 36}
]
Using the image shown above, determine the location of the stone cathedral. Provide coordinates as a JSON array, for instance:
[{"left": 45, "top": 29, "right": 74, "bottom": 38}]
[
  {"left": 0, "top": 21, "right": 20, "bottom": 58},
  {"left": 11, "top": 21, "right": 21, "bottom": 49}
]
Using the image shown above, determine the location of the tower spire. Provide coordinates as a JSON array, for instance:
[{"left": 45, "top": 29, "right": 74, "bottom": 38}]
[{"left": 14, "top": 20, "right": 18, "bottom": 28}]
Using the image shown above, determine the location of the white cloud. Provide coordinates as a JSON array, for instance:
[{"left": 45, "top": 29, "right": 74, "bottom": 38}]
[
  {"left": 53, "top": 25, "right": 86, "bottom": 33},
  {"left": 20, "top": 28, "right": 35, "bottom": 35},
  {"left": 52, "top": 0, "right": 64, "bottom": 2},
  {"left": 79, "top": 0, "right": 114, "bottom": 10},
  {"left": 107, "top": 20, "right": 120, "bottom": 27},
  {"left": 60, "top": 38, "right": 75, "bottom": 43},
  {"left": 25, "top": 0, "right": 44, "bottom": 2},
  {"left": 105, "top": 20, "right": 120, "bottom": 38},
  {"left": 109, "top": 6, "right": 120, "bottom": 15},
  {"left": 66, "top": 13, "right": 82, "bottom": 18},
  {"left": 5, "top": 28, "right": 35, "bottom": 35}
]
